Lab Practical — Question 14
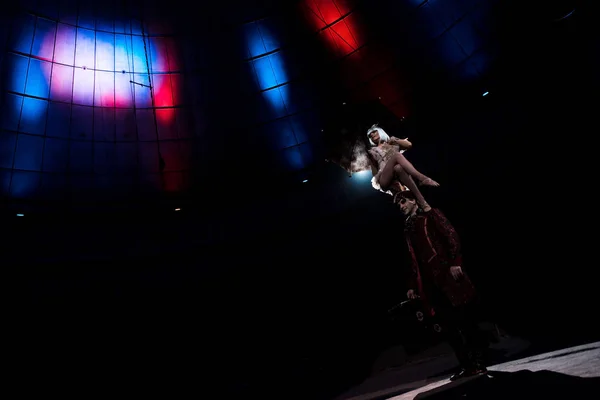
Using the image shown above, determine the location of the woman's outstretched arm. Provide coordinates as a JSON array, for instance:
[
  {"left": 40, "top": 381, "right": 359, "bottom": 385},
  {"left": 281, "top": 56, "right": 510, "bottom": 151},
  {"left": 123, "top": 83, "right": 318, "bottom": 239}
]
[{"left": 389, "top": 137, "right": 412, "bottom": 150}]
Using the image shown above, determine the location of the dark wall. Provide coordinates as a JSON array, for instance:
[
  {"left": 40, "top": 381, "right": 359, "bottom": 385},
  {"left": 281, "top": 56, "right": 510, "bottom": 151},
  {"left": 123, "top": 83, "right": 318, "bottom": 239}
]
[{"left": 6, "top": 1, "right": 600, "bottom": 399}]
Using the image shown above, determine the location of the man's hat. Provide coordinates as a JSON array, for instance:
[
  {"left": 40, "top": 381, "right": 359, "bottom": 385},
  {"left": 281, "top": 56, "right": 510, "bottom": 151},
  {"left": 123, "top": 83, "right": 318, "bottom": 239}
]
[{"left": 393, "top": 190, "right": 415, "bottom": 204}]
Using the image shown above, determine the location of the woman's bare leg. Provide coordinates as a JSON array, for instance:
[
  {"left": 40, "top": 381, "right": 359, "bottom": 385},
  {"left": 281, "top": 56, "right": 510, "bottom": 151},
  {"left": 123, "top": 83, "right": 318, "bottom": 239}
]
[
  {"left": 396, "top": 153, "right": 439, "bottom": 187},
  {"left": 393, "top": 165, "right": 431, "bottom": 211},
  {"left": 378, "top": 153, "right": 434, "bottom": 211}
]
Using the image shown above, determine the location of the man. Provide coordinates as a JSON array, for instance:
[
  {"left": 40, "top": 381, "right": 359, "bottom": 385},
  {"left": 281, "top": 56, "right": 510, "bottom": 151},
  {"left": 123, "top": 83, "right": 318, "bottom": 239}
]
[{"left": 394, "top": 190, "right": 488, "bottom": 380}]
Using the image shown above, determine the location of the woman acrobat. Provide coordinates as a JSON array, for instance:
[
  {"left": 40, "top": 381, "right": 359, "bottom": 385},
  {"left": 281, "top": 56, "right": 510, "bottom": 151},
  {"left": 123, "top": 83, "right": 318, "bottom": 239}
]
[{"left": 367, "top": 124, "right": 439, "bottom": 212}]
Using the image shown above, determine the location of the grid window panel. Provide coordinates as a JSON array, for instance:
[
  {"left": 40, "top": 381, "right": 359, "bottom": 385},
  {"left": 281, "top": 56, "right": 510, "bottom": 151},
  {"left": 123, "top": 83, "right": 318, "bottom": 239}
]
[
  {"left": 290, "top": 110, "right": 321, "bottom": 145},
  {"left": 300, "top": 1, "right": 326, "bottom": 31},
  {"left": 36, "top": 0, "right": 60, "bottom": 20},
  {"left": 42, "top": 137, "right": 70, "bottom": 173},
  {"left": 260, "top": 88, "right": 288, "bottom": 120},
  {"left": 263, "top": 117, "right": 298, "bottom": 151},
  {"left": 94, "top": 141, "right": 116, "bottom": 174},
  {"left": 177, "top": 140, "right": 193, "bottom": 170},
  {"left": 68, "top": 140, "right": 93, "bottom": 172},
  {"left": 77, "top": 5, "right": 95, "bottom": 30},
  {"left": 292, "top": 81, "right": 317, "bottom": 114},
  {"left": 115, "top": 108, "right": 137, "bottom": 141},
  {"left": 50, "top": 64, "right": 74, "bottom": 102},
  {"left": 176, "top": 109, "right": 194, "bottom": 139},
  {"left": 343, "top": 11, "right": 368, "bottom": 48},
  {"left": 94, "top": 107, "right": 115, "bottom": 141},
  {"left": 135, "top": 109, "right": 157, "bottom": 141},
  {"left": 156, "top": 111, "right": 177, "bottom": 140},
  {"left": 53, "top": 24, "right": 76, "bottom": 64},
  {"left": 46, "top": 101, "right": 71, "bottom": 138},
  {"left": 166, "top": 38, "right": 180, "bottom": 72},
  {"left": 94, "top": 2, "right": 115, "bottom": 32},
  {"left": 25, "top": 59, "right": 51, "bottom": 98},
  {"left": 14, "top": 133, "right": 44, "bottom": 171},
  {"left": 19, "top": 97, "right": 48, "bottom": 135},
  {"left": 95, "top": 31, "right": 115, "bottom": 70},
  {"left": 114, "top": 34, "right": 133, "bottom": 72},
  {"left": 150, "top": 37, "right": 169, "bottom": 73},
  {"left": 69, "top": 105, "right": 93, "bottom": 139},
  {"left": 257, "top": 18, "right": 282, "bottom": 53},
  {"left": 158, "top": 140, "right": 182, "bottom": 171},
  {"left": 0, "top": 131, "right": 18, "bottom": 169},
  {"left": 253, "top": 56, "right": 277, "bottom": 90},
  {"left": 170, "top": 74, "right": 184, "bottom": 106},
  {"left": 133, "top": 74, "right": 152, "bottom": 108},
  {"left": 278, "top": 145, "right": 305, "bottom": 173},
  {"left": 131, "top": 35, "right": 148, "bottom": 74},
  {"left": 8, "top": 13, "right": 35, "bottom": 54},
  {"left": 152, "top": 74, "right": 173, "bottom": 107},
  {"left": 428, "top": 30, "right": 468, "bottom": 71},
  {"left": 58, "top": 0, "right": 78, "bottom": 25},
  {"left": 3, "top": 5, "right": 188, "bottom": 201},
  {"left": 4, "top": 53, "right": 29, "bottom": 93},
  {"left": 243, "top": 22, "right": 265, "bottom": 59},
  {"left": 75, "top": 28, "right": 95, "bottom": 69},
  {"left": 32, "top": 18, "right": 57, "bottom": 61},
  {"left": 269, "top": 53, "right": 288, "bottom": 86},
  {"left": 449, "top": 15, "right": 486, "bottom": 57},
  {"left": 72, "top": 68, "right": 94, "bottom": 105},
  {"left": 2, "top": 94, "right": 23, "bottom": 131},
  {"left": 138, "top": 141, "right": 159, "bottom": 173},
  {"left": 10, "top": 170, "right": 41, "bottom": 198},
  {"left": 130, "top": 18, "right": 143, "bottom": 36},
  {"left": 94, "top": 70, "right": 115, "bottom": 106},
  {"left": 114, "top": 142, "right": 138, "bottom": 173},
  {"left": 114, "top": 72, "right": 134, "bottom": 106},
  {"left": 114, "top": 18, "right": 132, "bottom": 35}
]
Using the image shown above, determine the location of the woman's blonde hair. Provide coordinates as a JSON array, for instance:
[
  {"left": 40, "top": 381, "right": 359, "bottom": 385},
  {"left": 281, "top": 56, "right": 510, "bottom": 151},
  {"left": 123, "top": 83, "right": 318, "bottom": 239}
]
[{"left": 367, "top": 124, "right": 390, "bottom": 146}]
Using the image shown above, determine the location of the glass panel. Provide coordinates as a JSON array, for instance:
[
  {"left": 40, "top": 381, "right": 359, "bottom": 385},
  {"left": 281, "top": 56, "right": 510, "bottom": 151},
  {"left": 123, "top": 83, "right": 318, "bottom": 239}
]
[
  {"left": 25, "top": 59, "right": 51, "bottom": 98},
  {"left": 8, "top": 13, "right": 35, "bottom": 54},
  {"left": 72, "top": 67, "right": 94, "bottom": 105},
  {"left": 133, "top": 74, "right": 152, "bottom": 108},
  {"left": 135, "top": 109, "right": 156, "bottom": 141},
  {"left": 94, "top": 71, "right": 114, "bottom": 107},
  {"left": 94, "top": 107, "right": 115, "bottom": 142},
  {"left": 14, "top": 133, "right": 44, "bottom": 171},
  {"left": 53, "top": 23, "right": 76, "bottom": 64},
  {"left": 68, "top": 140, "right": 93, "bottom": 173},
  {"left": 70, "top": 105, "right": 93, "bottom": 139},
  {"left": 131, "top": 35, "right": 148, "bottom": 74},
  {"left": 4, "top": 53, "right": 29, "bottom": 93},
  {"left": 115, "top": 108, "right": 137, "bottom": 141},
  {"left": 95, "top": 31, "right": 115, "bottom": 71},
  {"left": 75, "top": 28, "right": 95, "bottom": 69},
  {"left": 42, "top": 137, "right": 70, "bottom": 172},
  {"left": 152, "top": 74, "right": 173, "bottom": 107},
  {"left": 114, "top": 71, "right": 133, "bottom": 107},
  {"left": 46, "top": 101, "right": 71, "bottom": 138},
  {"left": 0, "top": 130, "right": 17, "bottom": 169},
  {"left": 50, "top": 64, "right": 74, "bottom": 102},
  {"left": 114, "top": 34, "right": 133, "bottom": 72},
  {"left": 32, "top": 18, "right": 57, "bottom": 61},
  {"left": 19, "top": 98, "right": 48, "bottom": 135}
]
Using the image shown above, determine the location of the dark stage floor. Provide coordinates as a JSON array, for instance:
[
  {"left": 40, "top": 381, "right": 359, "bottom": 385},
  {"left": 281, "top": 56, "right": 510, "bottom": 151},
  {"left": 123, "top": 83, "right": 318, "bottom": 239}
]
[{"left": 335, "top": 341, "right": 600, "bottom": 400}]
